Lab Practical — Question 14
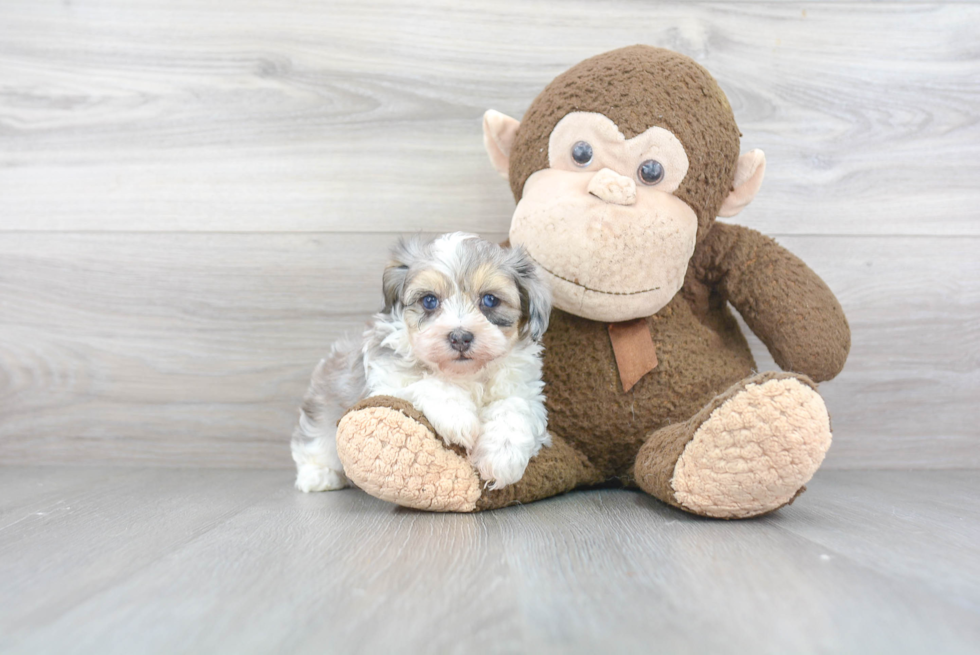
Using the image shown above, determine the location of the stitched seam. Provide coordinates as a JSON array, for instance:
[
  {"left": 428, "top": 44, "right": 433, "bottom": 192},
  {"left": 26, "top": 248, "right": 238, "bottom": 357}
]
[{"left": 528, "top": 254, "right": 661, "bottom": 296}]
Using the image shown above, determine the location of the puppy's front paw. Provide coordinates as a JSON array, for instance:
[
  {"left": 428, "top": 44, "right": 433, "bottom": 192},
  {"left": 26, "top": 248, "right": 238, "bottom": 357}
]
[
  {"left": 470, "top": 421, "right": 532, "bottom": 490},
  {"left": 426, "top": 406, "right": 481, "bottom": 450},
  {"left": 295, "top": 463, "right": 348, "bottom": 492}
]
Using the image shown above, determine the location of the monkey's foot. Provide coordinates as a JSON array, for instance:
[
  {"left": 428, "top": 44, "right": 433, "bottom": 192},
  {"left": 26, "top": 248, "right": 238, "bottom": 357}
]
[
  {"left": 335, "top": 396, "right": 482, "bottom": 512},
  {"left": 635, "top": 372, "right": 832, "bottom": 519}
]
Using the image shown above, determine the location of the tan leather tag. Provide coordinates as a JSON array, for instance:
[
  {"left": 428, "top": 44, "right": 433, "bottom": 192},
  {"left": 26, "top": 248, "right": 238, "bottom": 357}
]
[{"left": 608, "top": 319, "right": 658, "bottom": 392}]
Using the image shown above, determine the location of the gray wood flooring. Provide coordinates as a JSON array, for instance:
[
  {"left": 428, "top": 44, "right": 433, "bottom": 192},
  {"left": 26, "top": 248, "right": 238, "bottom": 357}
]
[{"left": 1, "top": 467, "right": 979, "bottom": 654}]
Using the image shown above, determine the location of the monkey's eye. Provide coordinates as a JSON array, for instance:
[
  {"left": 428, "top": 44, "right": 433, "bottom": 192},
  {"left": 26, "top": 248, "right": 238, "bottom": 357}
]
[
  {"left": 637, "top": 159, "right": 665, "bottom": 185},
  {"left": 421, "top": 295, "right": 439, "bottom": 311},
  {"left": 571, "top": 141, "right": 593, "bottom": 167},
  {"left": 481, "top": 294, "right": 500, "bottom": 309}
]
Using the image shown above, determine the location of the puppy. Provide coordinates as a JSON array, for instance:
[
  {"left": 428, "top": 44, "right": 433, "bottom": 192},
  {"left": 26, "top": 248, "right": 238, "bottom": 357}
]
[{"left": 291, "top": 232, "right": 552, "bottom": 493}]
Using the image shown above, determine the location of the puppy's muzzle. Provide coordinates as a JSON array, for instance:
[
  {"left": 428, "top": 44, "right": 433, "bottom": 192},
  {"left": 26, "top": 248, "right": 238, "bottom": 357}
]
[{"left": 448, "top": 329, "right": 474, "bottom": 353}]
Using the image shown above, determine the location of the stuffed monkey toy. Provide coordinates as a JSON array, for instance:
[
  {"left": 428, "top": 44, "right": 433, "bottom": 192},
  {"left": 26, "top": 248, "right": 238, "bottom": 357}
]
[{"left": 334, "top": 46, "right": 850, "bottom": 518}]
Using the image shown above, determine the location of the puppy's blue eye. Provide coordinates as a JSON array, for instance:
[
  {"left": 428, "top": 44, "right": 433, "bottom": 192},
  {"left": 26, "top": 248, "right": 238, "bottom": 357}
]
[
  {"left": 421, "top": 295, "right": 439, "bottom": 311},
  {"left": 481, "top": 294, "right": 500, "bottom": 309}
]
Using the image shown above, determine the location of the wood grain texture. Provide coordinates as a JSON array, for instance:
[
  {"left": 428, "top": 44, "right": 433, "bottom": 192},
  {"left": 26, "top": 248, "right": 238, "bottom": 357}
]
[
  {"left": 0, "top": 1, "right": 977, "bottom": 235},
  {"left": 0, "top": 0, "right": 977, "bottom": 470},
  {"left": 0, "top": 232, "right": 976, "bottom": 469},
  {"left": 1, "top": 468, "right": 979, "bottom": 654}
]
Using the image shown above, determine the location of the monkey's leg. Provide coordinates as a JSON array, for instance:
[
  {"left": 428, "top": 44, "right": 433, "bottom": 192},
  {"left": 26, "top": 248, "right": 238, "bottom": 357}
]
[
  {"left": 335, "top": 396, "right": 602, "bottom": 512},
  {"left": 633, "top": 372, "right": 832, "bottom": 519}
]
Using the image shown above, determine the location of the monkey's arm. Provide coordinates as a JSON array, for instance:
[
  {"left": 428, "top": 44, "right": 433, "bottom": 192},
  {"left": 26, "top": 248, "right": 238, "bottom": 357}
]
[{"left": 695, "top": 222, "right": 851, "bottom": 382}]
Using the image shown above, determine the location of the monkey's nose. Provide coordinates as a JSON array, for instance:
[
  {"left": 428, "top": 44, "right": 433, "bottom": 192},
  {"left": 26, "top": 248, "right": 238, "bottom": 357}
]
[
  {"left": 588, "top": 168, "right": 636, "bottom": 206},
  {"left": 448, "top": 329, "right": 474, "bottom": 353}
]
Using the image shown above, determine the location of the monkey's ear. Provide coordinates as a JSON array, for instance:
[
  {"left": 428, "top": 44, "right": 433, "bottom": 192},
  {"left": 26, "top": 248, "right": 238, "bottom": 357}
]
[
  {"left": 483, "top": 110, "right": 521, "bottom": 180},
  {"left": 718, "top": 149, "right": 766, "bottom": 218}
]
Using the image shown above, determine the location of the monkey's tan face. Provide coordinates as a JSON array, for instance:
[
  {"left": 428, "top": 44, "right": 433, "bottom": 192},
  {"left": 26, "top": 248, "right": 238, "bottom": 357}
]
[{"left": 509, "top": 112, "right": 698, "bottom": 323}]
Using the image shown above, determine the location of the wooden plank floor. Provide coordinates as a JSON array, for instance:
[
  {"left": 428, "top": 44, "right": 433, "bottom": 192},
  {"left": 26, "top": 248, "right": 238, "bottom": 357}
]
[{"left": 2, "top": 468, "right": 978, "bottom": 654}]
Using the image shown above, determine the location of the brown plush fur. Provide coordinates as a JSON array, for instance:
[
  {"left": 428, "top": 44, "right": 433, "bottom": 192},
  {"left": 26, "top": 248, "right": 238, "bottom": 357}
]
[
  {"left": 541, "top": 292, "right": 756, "bottom": 480},
  {"left": 692, "top": 223, "right": 851, "bottom": 381}
]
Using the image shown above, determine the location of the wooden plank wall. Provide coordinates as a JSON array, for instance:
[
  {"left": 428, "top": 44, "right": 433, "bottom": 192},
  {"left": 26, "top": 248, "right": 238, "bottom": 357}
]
[{"left": 1, "top": 1, "right": 977, "bottom": 469}]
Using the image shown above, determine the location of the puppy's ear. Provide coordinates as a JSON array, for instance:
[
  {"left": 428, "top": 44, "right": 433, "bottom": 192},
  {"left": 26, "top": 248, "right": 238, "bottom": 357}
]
[
  {"left": 382, "top": 236, "right": 425, "bottom": 312},
  {"left": 508, "top": 246, "right": 552, "bottom": 341}
]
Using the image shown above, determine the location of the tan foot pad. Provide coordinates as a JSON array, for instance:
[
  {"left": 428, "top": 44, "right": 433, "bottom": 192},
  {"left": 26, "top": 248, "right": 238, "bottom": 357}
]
[
  {"left": 336, "top": 406, "right": 482, "bottom": 512},
  {"left": 672, "top": 377, "right": 832, "bottom": 519}
]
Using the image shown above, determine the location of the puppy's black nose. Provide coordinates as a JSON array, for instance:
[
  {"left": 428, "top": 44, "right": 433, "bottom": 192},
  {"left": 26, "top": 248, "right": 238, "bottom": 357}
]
[{"left": 448, "top": 329, "right": 474, "bottom": 353}]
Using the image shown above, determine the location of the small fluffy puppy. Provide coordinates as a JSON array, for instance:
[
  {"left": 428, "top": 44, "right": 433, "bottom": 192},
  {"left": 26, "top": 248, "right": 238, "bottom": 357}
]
[{"left": 292, "top": 232, "right": 552, "bottom": 493}]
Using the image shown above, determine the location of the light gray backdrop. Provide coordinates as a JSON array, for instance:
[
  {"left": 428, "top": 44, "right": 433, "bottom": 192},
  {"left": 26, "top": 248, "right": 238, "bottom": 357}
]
[{"left": 1, "top": 0, "right": 977, "bottom": 470}]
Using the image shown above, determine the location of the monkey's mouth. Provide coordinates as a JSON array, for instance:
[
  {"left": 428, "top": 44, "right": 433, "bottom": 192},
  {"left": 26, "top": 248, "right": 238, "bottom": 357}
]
[{"left": 526, "top": 253, "right": 660, "bottom": 296}]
